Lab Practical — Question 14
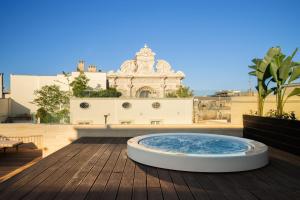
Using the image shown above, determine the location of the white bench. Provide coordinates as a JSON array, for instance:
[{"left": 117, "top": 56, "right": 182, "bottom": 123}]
[{"left": 0, "top": 140, "right": 23, "bottom": 152}]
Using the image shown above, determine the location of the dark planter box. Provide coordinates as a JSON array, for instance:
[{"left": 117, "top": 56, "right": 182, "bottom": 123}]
[{"left": 243, "top": 115, "right": 300, "bottom": 155}]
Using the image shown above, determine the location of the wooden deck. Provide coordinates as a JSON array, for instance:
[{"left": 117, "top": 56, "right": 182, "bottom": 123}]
[
  {"left": 0, "top": 137, "right": 299, "bottom": 200},
  {"left": 0, "top": 145, "right": 42, "bottom": 181}
]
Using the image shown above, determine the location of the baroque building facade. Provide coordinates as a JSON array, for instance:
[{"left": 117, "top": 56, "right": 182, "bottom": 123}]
[{"left": 107, "top": 45, "right": 185, "bottom": 98}]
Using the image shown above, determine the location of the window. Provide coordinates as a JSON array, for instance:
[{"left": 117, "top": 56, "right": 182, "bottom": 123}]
[
  {"left": 152, "top": 102, "right": 160, "bottom": 109},
  {"left": 80, "top": 102, "right": 90, "bottom": 109},
  {"left": 139, "top": 90, "right": 151, "bottom": 98},
  {"left": 122, "top": 102, "right": 131, "bottom": 109}
]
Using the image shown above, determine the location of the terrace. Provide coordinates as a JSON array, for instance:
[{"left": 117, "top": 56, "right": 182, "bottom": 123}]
[{"left": 0, "top": 137, "right": 299, "bottom": 200}]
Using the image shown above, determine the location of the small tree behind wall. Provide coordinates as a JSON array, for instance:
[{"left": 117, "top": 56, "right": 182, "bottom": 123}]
[
  {"left": 166, "top": 86, "right": 194, "bottom": 98},
  {"left": 70, "top": 72, "right": 89, "bottom": 97},
  {"left": 33, "top": 85, "right": 69, "bottom": 123}
]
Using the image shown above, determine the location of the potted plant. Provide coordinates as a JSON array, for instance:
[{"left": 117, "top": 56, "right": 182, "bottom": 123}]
[{"left": 243, "top": 47, "right": 300, "bottom": 155}]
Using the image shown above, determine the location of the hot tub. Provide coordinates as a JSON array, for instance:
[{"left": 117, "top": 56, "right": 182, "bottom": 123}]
[{"left": 127, "top": 133, "right": 268, "bottom": 172}]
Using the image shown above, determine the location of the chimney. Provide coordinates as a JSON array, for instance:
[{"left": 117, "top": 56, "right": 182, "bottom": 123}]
[
  {"left": 88, "top": 65, "right": 97, "bottom": 72},
  {"left": 77, "top": 60, "right": 85, "bottom": 72}
]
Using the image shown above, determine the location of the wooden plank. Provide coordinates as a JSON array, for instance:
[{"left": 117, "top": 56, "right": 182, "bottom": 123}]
[
  {"left": 71, "top": 141, "right": 126, "bottom": 200},
  {"left": 157, "top": 168, "right": 179, "bottom": 200},
  {"left": 85, "top": 139, "right": 124, "bottom": 200},
  {"left": 195, "top": 173, "right": 227, "bottom": 200},
  {"left": 207, "top": 173, "right": 245, "bottom": 200},
  {"left": 0, "top": 156, "right": 41, "bottom": 183},
  {"left": 233, "top": 172, "right": 279, "bottom": 200},
  {"left": 132, "top": 163, "right": 147, "bottom": 200},
  {"left": 146, "top": 166, "right": 160, "bottom": 188},
  {"left": 113, "top": 145, "right": 127, "bottom": 173},
  {"left": 116, "top": 158, "right": 135, "bottom": 200},
  {"left": 54, "top": 139, "right": 116, "bottom": 200},
  {"left": 169, "top": 170, "right": 194, "bottom": 200},
  {"left": 2, "top": 138, "right": 99, "bottom": 199},
  {"left": 101, "top": 172, "right": 123, "bottom": 200},
  {"left": 99, "top": 144, "right": 127, "bottom": 200},
  {"left": 148, "top": 187, "right": 164, "bottom": 200},
  {"left": 182, "top": 172, "right": 210, "bottom": 200},
  {"left": 0, "top": 139, "right": 87, "bottom": 199},
  {"left": 0, "top": 138, "right": 79, "bottom": 192},
  {"left": 251, "top": 163, "right": 299, "bottom": 200},
  {"left": 222, "top": 173, "right": 258, "bottom": 200},
  {"left": 22, "top": 138, "right": 107, "bottom": 200},
  {"left": 146, "top": 166, "right": 163, "bottom": 200}
]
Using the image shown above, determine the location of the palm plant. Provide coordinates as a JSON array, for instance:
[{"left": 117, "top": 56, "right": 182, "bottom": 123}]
[
  {"left": 269, "top": 48, "right": 300, "bottom": 116},
  {"left": 249, "top": 47, "right": 281, "bottom": 116}
]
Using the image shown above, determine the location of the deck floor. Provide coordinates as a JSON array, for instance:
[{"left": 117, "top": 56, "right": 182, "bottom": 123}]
[
  {"left": 0, "top": 145, "right": 42, "bottom": 180},
  {"left": 0, "top": 137, "right": 299, "bottom": 200}
]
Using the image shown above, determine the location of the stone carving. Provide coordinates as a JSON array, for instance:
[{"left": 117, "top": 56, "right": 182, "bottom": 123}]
[
  {"left": 135, "top": 44, "right": 155, "bottom": 74},
  {"left": 120, "top": 60, "right": 137, "bottom": 74},
  {"left": 107, "top": 45, "right": 185, "bottom": 98},
  {"left": 156, "top": 60, "right": 172, "bottom": 74}
]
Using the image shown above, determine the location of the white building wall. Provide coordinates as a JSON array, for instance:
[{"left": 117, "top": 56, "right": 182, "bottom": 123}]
[
  {"left": 10, "top": 72, "right": 106, "bottom": 116},
  {"left": 0, "top": 98, "right": 10, "bottom": 122},
  {"left": 70, "top": 98, "right": 193, "bottom": 125}
]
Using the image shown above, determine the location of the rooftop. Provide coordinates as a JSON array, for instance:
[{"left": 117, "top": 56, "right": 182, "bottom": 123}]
[{"left": 0, "top": 137, "right": 299, "bottom": 200}]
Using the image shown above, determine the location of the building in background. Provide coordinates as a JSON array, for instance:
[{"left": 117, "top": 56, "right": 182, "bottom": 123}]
[
  {"left": 0, "top": 73, "right": 4, "bottom": 99},
  {"left": 211, "top": 90, "right": 254, "bottom": 97},
  {"left": 107, "top": 45, "right": 185, "bottom": 98},
  {"left": 10, "top": 62, "right": 106, "bottom": 116},
  {"left": 0, "top": 73, "right": 11, "bottom": 122},
  {"left": 193, "top": 96, "right": 231, "bottom": 123}
]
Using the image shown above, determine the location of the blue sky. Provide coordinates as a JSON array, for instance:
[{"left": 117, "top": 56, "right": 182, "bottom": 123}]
[{"left": 1, "top": 0, "right": 300, "bottom": 93}]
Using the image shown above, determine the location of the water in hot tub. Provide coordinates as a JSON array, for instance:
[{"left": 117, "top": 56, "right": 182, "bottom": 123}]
[{"left": 139, "top": 135, "right": 250, "bottom": 154}]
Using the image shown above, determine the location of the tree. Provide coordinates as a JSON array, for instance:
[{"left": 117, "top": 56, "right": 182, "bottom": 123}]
[
  {"left": 33, "top": 85, "right": 69, "bottom": 123},
  {"left": 248, "top": 47, "right": 281, "bottom": 116},
  {"left": 70, "top": 72, "right": 89, "bottom": 97},
  {"left": 268, "top": 48, "right": 300, "bottom": 116},
  {"left": 166, "top": 86, "right": 194, "bottom": 98},
  {"left": 249, "top": 47, "right": 300, "bottom": 117},
  {"left": 87, "top": 87, "right": 122, "bottom": 97}
]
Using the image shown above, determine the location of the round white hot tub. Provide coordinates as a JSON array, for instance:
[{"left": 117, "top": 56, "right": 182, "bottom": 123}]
[{"left": 127, "top": 133, "right": 268, "bottom": 172}]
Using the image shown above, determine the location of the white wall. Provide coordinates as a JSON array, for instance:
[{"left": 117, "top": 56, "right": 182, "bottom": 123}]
[
  {"left": 10, "top": 72, "right": 107, "bottom": 116},
  {"left": 70, "top": 98, "right": 193, "bottom": 125},
  {"left": 0, "top": 98, "right": 10, "bottom": 122},
  {"left": 230, "top": 95, "right": 300, "bottom": 124}
]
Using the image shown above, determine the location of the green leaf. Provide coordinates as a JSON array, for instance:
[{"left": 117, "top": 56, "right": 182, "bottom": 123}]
[
  {"left": 269, "top": 62, "right": 279, "bottom": 82},
  {"left": 289, "top": 65, "right": 300, "bottom": 83},
  {"left": 279, "top": 56, "right": 292, "bottom": 82},
  {"left": 248, "top": 71, "right": 256, "bottom": 76},
  {"left": 287, "top": 88, "right": 300, "bottom": 98},
  {"left": 252, "top": 58, "right": 262, "bottom": 65},
  {"left": 248, "top": 65, "right": 257, "bottom": 70},
  {"left": 279, "top": 48, "right": 298, "bottom": 82}
]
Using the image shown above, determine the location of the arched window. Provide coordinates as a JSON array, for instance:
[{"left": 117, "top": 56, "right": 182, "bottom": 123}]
[
  {"left": 139, "top": 90, "right": 151, "bottom": 98},
  {"left": 136, "top": 86, "right": 155, "bottom": 98}
]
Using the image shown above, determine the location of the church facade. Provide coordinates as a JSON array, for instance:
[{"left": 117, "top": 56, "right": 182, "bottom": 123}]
[{"left": 107, "top": 45, "right": 185, "bottom": 98}]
